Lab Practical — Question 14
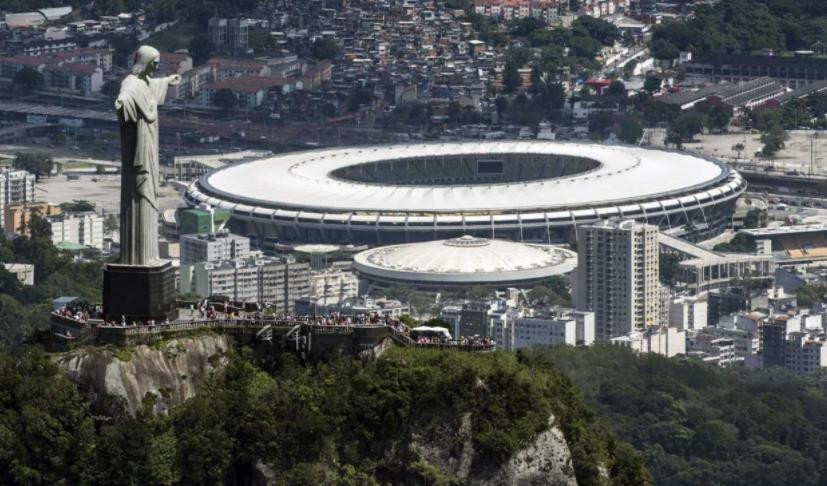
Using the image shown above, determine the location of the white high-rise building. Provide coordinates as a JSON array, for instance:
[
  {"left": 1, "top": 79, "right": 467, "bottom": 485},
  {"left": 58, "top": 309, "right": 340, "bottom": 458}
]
[
  {"left": 179, "top": 256, "right": 310, "bottom": 313},
  {"left": 784, "top": 332, "right": 827, "bottom": 374},
  {"left": 180, "top": 231, "right": 250, "bottom": 264},
  {"left": 669, "top": 296, "right": 708, "bottom": 331},
  {"left": 508, "top": 309, "right": 596, "bottom": 350},
  {"left": 47, "top": 212, "right": 104, "bottom": 250},
  {"left": 611, "top": 326, "right": 686, "bottom": 358},
  {"left": 307, "top": 270, "right": 359, "bottom": 305},
  {"left": 0, "top": 169, "right": 36, "bottom": 230},
  {"left": 574, "top": 219, "right": 660, "bottom": 341}
]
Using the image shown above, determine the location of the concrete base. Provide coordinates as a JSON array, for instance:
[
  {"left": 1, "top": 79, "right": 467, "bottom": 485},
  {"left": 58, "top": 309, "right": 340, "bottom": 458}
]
[{"left": 103, "top": 260, "right": 177, "bottom": 323}]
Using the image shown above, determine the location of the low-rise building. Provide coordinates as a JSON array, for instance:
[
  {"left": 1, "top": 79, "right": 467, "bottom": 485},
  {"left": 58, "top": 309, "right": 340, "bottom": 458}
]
[
  {"left": 0, "top": 169, "right": 36, "bottom": 231},
  {"left": 207, "top": 57, "right": 269, "bottom": 81},
  {"left": 180, "top": 231, "right": 250, "bottom": 265},
  {"left": 42, "top": 62, "right": 103, "bottom": 95},
  {"left": 686, "top": 332, "right": 739, "bottom": 367},
  {"left": 0, "top": 48, "right": 112, "bottom": 95},
  {"left": 307, "top": 269, "right": 359, "bottom": 305},
  {"left": 199, "top": 75, "right": 301, "bottom": 107},
  {"left": 294, "top": 296, "right": 410, "bottom": 317},
  {"left": 3, "top": 263, "right": 34, "bottom": 285},
  {"left": 46, "top": 211, "right": 104, "bottom": 250},
  {"left": 3, "top": 201, "right": 61, "bottom": 239},
  {"left": 180, "top": 256, "right": 310, "bottom": 313},
  {"left": 177, "top": 206, "right": 233, "bottom": 235},
  {"left": 689, "top": 324, "right": 759, "bottom": 366},
  {"left": 611, "top": 326, "right": 686, "bottom": 358},
  {"left": 508, "top": 309, "right": 596, "bottom": 350},
  {"left": 784, "top": 332, "right": 827, "bottom": 374},
  {"left": 669, "top": 295, "right": 708, "bottom": 330}
]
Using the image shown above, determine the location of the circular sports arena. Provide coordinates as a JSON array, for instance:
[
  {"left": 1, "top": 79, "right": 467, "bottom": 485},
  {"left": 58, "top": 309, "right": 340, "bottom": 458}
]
[
  {"left": 353, "top": 235, "right": 577, "bottom": 291},
  {"left": 185, "top": 141, "right": 745, "bottom": 245}
]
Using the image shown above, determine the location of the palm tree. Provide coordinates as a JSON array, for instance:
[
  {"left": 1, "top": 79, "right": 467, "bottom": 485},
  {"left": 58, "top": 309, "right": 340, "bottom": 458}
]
[{"left": 732, "top": 142, "right": 745, "bottom": 160}]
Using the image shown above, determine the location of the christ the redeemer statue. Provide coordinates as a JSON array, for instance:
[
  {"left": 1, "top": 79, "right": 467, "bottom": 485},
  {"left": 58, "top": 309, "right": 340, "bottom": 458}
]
[{"left": 115, "top": 45, "right": 180, "bottom": 265}]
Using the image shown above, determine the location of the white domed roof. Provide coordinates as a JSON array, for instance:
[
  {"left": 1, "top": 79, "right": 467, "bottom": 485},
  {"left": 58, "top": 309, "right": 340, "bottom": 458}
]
[{"left": 353, "top": 236, "right": 577, "bottom": 286}]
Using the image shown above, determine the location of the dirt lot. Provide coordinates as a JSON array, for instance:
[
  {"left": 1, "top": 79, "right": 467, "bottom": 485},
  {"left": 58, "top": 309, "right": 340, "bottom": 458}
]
[
  {"left": 683, "top": 130, "right": 827, "bottom": 174},
  {"left": 38, "top": 174, "right": 185, "bottom": 215}
]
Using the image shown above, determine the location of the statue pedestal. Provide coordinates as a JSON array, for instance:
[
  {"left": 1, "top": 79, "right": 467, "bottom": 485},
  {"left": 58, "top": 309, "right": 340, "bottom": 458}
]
[{"left": 103, "top": 260, "right": 177, "bottom": 323}]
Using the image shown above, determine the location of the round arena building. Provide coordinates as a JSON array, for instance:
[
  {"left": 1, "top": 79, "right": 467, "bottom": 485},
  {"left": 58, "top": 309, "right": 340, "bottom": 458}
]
[
  {"left": 185, "top": 141, "right": 745, "bottom": 245},
  {"left": 353, "top": 235, "right": 577, "bottom": 291}
]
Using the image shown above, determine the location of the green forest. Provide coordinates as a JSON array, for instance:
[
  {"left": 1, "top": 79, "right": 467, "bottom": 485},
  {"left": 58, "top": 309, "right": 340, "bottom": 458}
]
[
  {"left": 0, "top": 227, "right": 103, "bottom": 345},
  {"left": 530, "top": 346, "right": 827, "bottom": 486},
  {"left": 650, "top": 0, "right": 827, "bottom": 59},
  {"left": 4, "top": 342, "right": 827, "bottom": 484},
  {"left": 0, "top": 345, "right": 651, "bottom": 485}
]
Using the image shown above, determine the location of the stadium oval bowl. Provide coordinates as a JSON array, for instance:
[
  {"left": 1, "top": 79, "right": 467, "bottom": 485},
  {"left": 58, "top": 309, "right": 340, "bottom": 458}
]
[{"left": 185, "top": 141, "right": 745, "bottom": 244}]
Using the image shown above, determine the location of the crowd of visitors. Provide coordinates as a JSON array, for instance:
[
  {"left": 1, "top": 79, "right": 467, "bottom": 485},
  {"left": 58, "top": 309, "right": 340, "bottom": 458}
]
[
  {"left": 54, "top": 299, "right": 493, "bottom": 349},
  {"left": 190, "top": 300, "right": 219, "bottom": 319},
  {"left": 415, "top": 335, "right": 446, "bottom": 345},
  {"left": 458, "top": 335, "right": 495, "bottom": 347},
  {"left": 56, "top": 302, "right": 100, "bottom": 323}
]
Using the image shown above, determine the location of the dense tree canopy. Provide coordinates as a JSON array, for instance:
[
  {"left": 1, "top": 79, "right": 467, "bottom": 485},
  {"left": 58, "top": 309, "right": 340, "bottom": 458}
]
[
  {"left": 12, "top": 67, "right": 44, "bottom": 92},
  {"left": 13, "top": 152, "right": 53, "bottom": 180},
  {"left": 188, "top": 34, "right": 215, "bottom": 66},
  {"left": 213, "top": 88, "right": 237, "bottom": 111},
  {"left": 0, "top": 346, "right": 651, "bottom": 484},
  {"left": 525, "top": 345, "right": 827, "bottom": 486},
  {"left": 311, "top": 38, "right": 340, "bottom": 61},
  {"left": 650, "top": 0, "right": 827, "bottom": 59},
  {"left": 0, "top": 229, "right": 102, "bottom": 345}
]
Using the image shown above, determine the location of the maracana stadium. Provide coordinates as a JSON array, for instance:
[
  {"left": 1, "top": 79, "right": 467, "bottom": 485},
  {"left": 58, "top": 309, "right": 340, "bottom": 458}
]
[{"left": 184, "top": 141, "right": 745, "bottom": 245}]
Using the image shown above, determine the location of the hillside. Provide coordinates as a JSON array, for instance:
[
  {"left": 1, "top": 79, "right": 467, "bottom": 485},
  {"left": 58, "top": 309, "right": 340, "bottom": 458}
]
[
  {"left": 0, "top": 343, "right": 650, "bottom": 485},
  {"left": 525, "top": 346, "right": 827, "bottom": 486}
]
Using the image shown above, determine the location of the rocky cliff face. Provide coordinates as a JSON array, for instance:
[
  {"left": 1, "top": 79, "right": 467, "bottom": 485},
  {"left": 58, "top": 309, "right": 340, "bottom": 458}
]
[
  {"left": 409, "top": 413, "right": 577, "bottom": 485},
  {"left": 55, "top": 335, "right": 230, "bottom": 416}
]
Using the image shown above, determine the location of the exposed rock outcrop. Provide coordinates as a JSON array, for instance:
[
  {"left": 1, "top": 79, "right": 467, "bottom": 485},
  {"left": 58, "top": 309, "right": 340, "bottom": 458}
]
[
  {"left": 55, "top": 335, "right": 230, "bottom": 416},
  {"left": 409, "top": 413, "right": 577, "bottom": 485}
]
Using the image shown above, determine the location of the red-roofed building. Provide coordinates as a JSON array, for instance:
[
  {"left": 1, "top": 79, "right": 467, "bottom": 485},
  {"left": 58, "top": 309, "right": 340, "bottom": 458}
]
[
  {"left": 474, "top": 0, "right": 560, "bottom": 20},
  {"left": 207, "top": 57, "right": 270, "bottom": 82},
  {"left": 156, "top": 52, "right": 195, "bottom": 100},
  {"left": 585, "top": 78, "right": 612, "bottom": 94},
  {"left": 0, "top": 49, "right": 106, "bottom": 95},
  {"left": 49, "top": 47, "right": 113, "bottom": 72},
  {"left": 0, "top": 55, "right": 45, "bottom": 78},
  {"left": 43, "top": 62, "right": 102, "bottom": 95},
  {"left": 157, "top": 52, "right": 193, "bottom": 76},
  {"left": 199, "top": 76, "right": 299, "bottom": 107},
  {"left": 170, "top": 64, "right": 216, "bottom": 101}
]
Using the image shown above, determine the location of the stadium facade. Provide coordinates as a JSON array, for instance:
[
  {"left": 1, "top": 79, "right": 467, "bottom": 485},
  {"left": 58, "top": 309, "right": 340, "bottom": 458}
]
[{"left": 185, "top": 141, "right": 745, "bottom": 245}]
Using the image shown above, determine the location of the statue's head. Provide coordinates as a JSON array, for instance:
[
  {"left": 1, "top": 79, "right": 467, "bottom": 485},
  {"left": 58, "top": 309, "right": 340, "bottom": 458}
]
[{"left": 131, "top": 45, "right": 161, "bottom": 76}]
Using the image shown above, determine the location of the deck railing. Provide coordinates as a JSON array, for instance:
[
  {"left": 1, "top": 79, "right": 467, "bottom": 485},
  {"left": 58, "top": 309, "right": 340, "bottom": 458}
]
[{"left": 51, "top": 313, "right": 496, "bottom": 351}]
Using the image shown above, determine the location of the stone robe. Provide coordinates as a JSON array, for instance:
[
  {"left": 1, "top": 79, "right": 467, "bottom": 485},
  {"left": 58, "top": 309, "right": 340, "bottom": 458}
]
[{"left": 115, "top": 74, "right": 170, "bottom": 266}]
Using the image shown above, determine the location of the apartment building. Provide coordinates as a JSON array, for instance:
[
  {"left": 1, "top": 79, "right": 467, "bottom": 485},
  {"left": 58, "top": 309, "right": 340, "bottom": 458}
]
[
  {"left": 180, "top": 232, "right": 250, "bottom": 265},
  {"left": 3, "top": 201, "right": 60, "bottom": 239},
  {"left": 575, "top": 219, "right": 660, "bottom": 341},
  {"left": 0, "top": 169, "right": 36, "bottom": 231},
  {"left": 509, "top": 309, "right": 596, "bottom": 350},
  {"left": 180, "top": 256, "right": 311, "bottom": 313},
  {"left": 784, "top": 332, "right": 827, "bottom": 374},
  {"left": 47, "top": 211, "right": 104, "bottom": 250}
]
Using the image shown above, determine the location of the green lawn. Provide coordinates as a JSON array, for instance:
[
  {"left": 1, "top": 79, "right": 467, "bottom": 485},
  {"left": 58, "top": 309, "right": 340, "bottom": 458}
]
[{"left": 62, "top": 161, "right": 97, "bottom": 169}]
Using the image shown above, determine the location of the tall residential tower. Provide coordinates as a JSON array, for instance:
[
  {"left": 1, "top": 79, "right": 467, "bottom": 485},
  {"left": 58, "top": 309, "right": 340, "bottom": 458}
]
[{"left": 574, "top": 219, "right": 660, "bottom": 341}]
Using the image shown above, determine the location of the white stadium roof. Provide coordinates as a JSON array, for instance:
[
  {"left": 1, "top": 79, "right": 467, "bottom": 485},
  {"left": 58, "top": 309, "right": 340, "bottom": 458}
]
[
  {"left": 198, "top": 141, "right": 728, "bottom": 214},
  {"left": 353, "top": 236, "right": 577, "bottom": 285}
]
